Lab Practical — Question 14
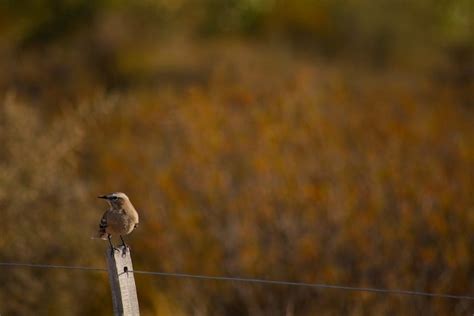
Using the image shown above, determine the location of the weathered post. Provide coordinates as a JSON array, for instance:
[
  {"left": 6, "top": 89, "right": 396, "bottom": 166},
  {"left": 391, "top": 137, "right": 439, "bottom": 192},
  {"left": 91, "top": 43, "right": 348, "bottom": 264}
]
[{"left": 106, "top": 245, "right": 140, "bottom": 316}]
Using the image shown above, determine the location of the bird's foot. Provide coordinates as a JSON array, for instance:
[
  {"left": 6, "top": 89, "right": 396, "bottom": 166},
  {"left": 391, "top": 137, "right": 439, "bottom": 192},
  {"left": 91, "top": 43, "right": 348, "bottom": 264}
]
[
  {"left": 121, "top": 244, "right": 130, "bottom": 257},
  {"left": 110, "top": 247, "right": 120, "bottom": 255},
  {"left": 119, "top": 235, "right": 130, "bottom": 256}
]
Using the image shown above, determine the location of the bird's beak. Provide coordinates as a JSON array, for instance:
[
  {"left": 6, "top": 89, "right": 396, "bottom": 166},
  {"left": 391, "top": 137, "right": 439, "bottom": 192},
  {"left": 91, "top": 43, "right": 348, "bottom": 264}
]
[{"left": 98, "top": 195, "right": 108, "bottom": 199}]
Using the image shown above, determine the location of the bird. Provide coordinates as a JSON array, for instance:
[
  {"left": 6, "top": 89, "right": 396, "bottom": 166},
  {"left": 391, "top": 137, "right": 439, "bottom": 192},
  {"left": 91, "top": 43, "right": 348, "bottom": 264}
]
[{"left": 95, "top": 192, "right": 139, "bottom": 255}]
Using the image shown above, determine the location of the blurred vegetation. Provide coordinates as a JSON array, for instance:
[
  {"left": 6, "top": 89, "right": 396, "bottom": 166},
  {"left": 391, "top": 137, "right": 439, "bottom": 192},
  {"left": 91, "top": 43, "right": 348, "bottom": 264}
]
[{"left": 0, "top": 0, "right": 473, "bottom": 315}]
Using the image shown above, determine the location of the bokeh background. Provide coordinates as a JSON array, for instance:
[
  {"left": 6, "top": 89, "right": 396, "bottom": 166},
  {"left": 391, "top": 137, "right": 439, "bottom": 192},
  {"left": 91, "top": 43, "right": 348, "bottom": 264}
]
[{"left": 0, "top": 0, "right": 473, "bottom": 315}]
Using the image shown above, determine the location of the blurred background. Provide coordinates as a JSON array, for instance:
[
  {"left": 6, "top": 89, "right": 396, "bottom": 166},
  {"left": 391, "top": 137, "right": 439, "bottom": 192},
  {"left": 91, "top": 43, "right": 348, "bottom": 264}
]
[{"left": 0, "top": 0, "right": 472, "bottom": 315}]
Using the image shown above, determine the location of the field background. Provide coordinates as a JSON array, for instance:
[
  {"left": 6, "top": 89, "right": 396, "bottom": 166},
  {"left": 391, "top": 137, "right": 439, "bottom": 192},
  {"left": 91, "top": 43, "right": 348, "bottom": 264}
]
[{"left": 0, "top": 1, "right": 473, "bottom": 315}]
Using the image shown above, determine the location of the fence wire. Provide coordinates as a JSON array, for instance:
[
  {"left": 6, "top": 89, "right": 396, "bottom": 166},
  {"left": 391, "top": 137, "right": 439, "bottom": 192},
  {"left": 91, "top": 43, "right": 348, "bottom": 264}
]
[{"left": 1, "top": 262, "right": 472, "bottom": 301}]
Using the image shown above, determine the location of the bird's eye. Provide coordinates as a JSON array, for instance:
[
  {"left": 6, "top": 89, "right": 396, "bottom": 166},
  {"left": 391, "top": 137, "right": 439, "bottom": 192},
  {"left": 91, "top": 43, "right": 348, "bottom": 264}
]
[{"left": 111, "top": 196, "right": 118, "bottom": 200}]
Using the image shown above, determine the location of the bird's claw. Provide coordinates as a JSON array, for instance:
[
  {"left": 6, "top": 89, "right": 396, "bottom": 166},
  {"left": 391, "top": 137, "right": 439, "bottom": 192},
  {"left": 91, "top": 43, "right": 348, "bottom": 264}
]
[
  {"left": 121, "top": 244, "right": 130, "bottom": 257},
  {"left": 110, "top": 247, "right": 120, "bottom": 255}
]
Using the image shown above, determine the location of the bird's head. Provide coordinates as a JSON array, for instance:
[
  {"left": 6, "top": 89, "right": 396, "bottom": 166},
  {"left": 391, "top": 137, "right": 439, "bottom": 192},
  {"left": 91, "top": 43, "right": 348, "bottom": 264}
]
[{"left": 98, "top": 192, "right": 130, "bottom": 208}]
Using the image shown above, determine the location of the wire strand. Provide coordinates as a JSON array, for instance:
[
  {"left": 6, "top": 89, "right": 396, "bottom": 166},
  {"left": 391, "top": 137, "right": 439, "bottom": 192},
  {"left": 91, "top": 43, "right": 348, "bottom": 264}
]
[
  {"left": 0, "top": 262, "right": 106, "bottom": 272},
  {"left": 1, "top": 262, "right": 473, "bottom": 301},
  {"left": 131, "top": 270, "right": 474, "bottom": 300}
]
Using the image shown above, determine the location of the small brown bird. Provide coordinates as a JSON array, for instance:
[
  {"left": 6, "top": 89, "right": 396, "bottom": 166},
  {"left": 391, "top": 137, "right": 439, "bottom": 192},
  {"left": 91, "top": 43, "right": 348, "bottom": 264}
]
[{"left": 95, "top": 192, "right": 139, "bottom": 253}]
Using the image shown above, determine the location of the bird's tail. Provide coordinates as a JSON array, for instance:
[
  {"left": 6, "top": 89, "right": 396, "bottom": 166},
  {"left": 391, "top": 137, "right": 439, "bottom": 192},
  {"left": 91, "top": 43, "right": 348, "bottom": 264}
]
[{"left": 91, "top": 231, "right": 108, "bottom": 240}]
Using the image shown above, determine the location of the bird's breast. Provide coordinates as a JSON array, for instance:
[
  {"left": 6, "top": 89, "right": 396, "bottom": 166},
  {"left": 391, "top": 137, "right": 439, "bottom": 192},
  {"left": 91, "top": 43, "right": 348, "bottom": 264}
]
[{"left": 105, "top": 209, "right": 137, "bottom": 235}]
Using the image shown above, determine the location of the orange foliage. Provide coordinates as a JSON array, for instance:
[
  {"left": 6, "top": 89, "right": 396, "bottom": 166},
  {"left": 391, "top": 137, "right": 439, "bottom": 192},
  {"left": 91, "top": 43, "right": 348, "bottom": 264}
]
[{"left": 0, "top": 13, "right": 472, "bottom": 314}]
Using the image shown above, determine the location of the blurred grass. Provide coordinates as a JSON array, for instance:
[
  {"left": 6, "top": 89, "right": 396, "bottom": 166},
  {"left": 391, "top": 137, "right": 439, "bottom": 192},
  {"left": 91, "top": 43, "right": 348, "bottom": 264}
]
[{"left": 0, "top": 1, "right": 473, "bottom": 315}]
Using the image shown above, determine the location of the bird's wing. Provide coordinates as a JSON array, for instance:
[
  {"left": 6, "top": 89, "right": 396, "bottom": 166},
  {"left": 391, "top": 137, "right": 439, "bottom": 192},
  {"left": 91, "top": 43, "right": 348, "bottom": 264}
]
[{"left": 96, "top": 211, "right": 109, "bottom": 239}]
